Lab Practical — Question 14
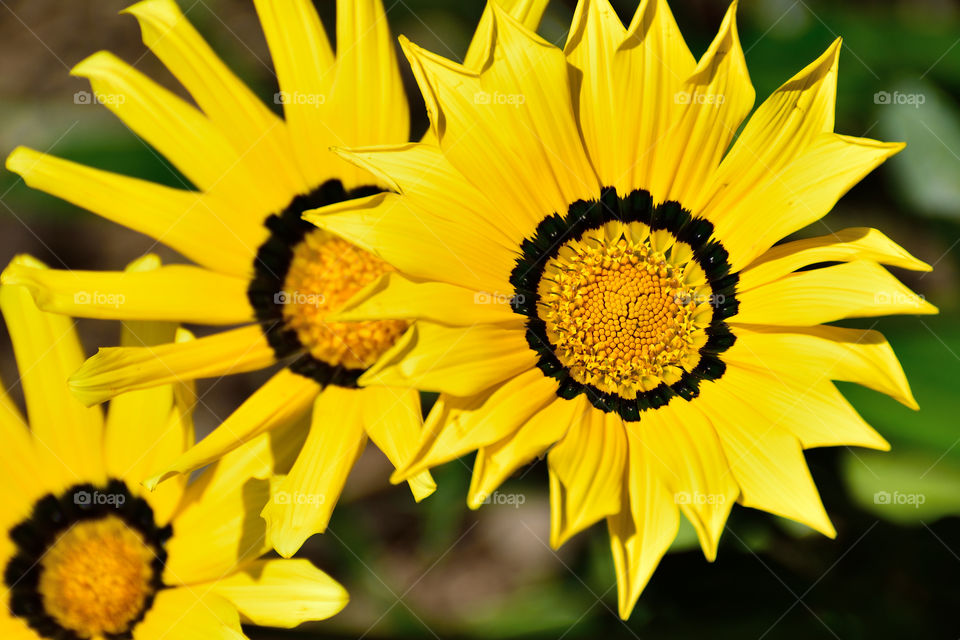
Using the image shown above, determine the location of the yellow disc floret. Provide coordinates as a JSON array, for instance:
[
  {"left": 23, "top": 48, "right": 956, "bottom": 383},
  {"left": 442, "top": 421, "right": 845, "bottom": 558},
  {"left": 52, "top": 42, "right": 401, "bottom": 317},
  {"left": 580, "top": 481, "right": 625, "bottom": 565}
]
[
  {"left": 38, "top": 515, "right": 156, "bottom": 638},
  {"left": 281, "top": 229, "right": 408, "bottom": 369},
  {"left": 537, "top": 221, "right": 715, "bottom": 398}
]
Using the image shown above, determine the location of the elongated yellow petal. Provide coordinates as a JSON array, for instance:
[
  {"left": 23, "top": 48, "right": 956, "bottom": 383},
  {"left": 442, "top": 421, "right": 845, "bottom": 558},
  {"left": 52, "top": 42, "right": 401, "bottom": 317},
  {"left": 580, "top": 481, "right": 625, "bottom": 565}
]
[
  {"left": 144, "top": 368, "right": 320, "bottom": 490},
  {"left": 394, "top": 368, "right": 558, "bottom": 482},
  {"left": 0, "top": 372, "right": 42, "bottom": 521},
  {"left": 468, "top": 394, "right": 586, "bottom": 509},
  {"left": 738, "top": 227, "right": 930, "bottom": 292},
  {"left": 651, "top": 1, "right": 754, "bottom": 206},
  {"left": 360, "top": 386, "right": 436, "bottom": 501},
  {"left": 333, "top": 272, "right": 521, "bottom": 327},
  {"left": 263, "top": 386, "right": 367, "bottom": 557},
  {"left": 714, "top": 133, "right": 905, "bottom": 270},
  {"left": 2, "top": 262, "right": 253, "bottom": 324},
  {"left": 306, "top": 191, "right": 517, "bottom": 295},
  {"left": 70, "top": 324, "right": 276, "bottom": 406},
  {"left": 206, "top": 559, "right": 348, "bottom": 627},
  {"left": 122, "top": 0, "right": 306, "bottom": 203},
  {"left": 698, "top": 38, "right": 840, "bottom": 214},
  {"left": 0, "top": 256, "right": 104, "bottom": 489},
  {"left": 6, "top": 147, "right": 264, "bottom": 278},
  {"left": 734, "top": 260, "right": 937, "bottom": 325},
  {"left": 729, "top": 325, "right": 917, "bottom": 409},
  {"left": 640, "top": 399, "right": 738, "bottom": 561},
  {"left": 548, "top": 409, "right": 625, "bottom": 548},
  {"left": 360, "top": 321, "right": 537, "bottom": 396},
  {"left": 607, "top": 422, "right": 679, "bottom": 619},
  {"left": 135, "top": 589, "right": 243, "bottom": 640},
  {"left": 697, "top": 382, "right": 836, "bottom": 537},
  {"left": 72, "top": 51, "right": 276, "bottom": 217},
  {"left": 462, "top": 0, "right": 551, "bottom": 71}
]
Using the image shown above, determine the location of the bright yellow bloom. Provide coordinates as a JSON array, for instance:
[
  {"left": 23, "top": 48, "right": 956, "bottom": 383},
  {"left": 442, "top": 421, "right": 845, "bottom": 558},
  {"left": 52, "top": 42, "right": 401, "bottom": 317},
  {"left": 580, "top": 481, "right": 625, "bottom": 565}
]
[
  {"left": 304, "top": 0, "right": 937, "bottom": 618},
  {"left": 0, "top": 255, "right": 347, "bottom": 640},
  {"left": 3, "top": 0, "right": 548, "bottom": 557}
]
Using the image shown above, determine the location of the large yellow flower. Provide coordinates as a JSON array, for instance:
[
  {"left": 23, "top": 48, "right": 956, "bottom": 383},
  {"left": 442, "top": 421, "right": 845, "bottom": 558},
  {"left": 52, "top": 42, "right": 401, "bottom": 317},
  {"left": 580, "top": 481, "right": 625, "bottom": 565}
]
[
  {"left": 3, "top": 0, "right": 547, "bottom": 557},
  {"left": 304, "top": 0, "right": 938, "bottom": 618},
  {"left": 0, "top": 255, "right": 347, "bottom": 640}
]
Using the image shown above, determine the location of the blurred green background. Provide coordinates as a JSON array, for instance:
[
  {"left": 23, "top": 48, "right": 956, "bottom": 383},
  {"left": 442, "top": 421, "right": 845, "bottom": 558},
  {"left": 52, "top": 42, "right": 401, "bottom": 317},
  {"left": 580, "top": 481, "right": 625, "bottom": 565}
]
[{"left": 0, "top": 0, "right": 958, "bottom": 637}]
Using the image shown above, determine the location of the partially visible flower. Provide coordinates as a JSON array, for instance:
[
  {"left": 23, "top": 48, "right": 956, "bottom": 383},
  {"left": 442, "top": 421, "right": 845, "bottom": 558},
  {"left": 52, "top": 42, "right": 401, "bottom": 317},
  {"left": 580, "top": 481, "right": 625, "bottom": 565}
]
[
  {"left": 304, "top": 0, "right": 936, "bottom": 617},
  {"left": 0, "top": 255, "right": 347, "bottom": 640}
]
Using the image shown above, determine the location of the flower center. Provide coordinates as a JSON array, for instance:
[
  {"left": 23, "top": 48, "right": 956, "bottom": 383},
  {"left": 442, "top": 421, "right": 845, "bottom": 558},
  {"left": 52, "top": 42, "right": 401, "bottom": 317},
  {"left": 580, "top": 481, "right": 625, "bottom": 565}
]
[
  {"left": 38, "top": 516, "right": 155, "bottom": 638},
  {"left": 281, "top": 230, "right": 408, "bottom": 370},
  {"left": 538, "top": 221, "right": 713, "bottom": 398}
]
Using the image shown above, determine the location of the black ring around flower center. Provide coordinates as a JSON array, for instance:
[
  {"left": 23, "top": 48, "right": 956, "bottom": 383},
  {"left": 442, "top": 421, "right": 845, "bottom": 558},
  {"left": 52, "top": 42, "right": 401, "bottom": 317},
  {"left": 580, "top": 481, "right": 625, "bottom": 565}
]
[
  {"left": 5, "top": 480, "right": 171, "bottom": 640},
  {"left": 509, "top": 187, "right": 739, "bottom": 421},
  {"left": 248, "top": 179, "right": 380, "bottom": 387}
]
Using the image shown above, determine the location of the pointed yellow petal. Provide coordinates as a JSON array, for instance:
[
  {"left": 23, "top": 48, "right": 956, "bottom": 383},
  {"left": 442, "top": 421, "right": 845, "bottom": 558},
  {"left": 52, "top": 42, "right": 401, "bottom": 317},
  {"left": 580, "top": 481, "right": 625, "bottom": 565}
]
[
  {"left": 0, "top": 255, "right": 105, "bottom": 489},
  {"left": 136, "top": 589, "right": 244, "bottom": 640},
  {"left": 548, "top": 409, "right": 626, "bottom": 548},
  {"left": 1, "top": 263, "right": 252, "bottom": 324},
  {"left": 734, "top": 260, "right": 937, "bottom": 325},
  {"left": 360, "top": 386, "right": 436, "bottom": 502},
  {"left": 207, "top": 559, "right": 348, "bottom": 627},
  {"left": 263, "top": 386, "right": 367, "bottom": 556},
  {"left": 462, "top": 0, "right": 550, "bottom": 71},
  {"left": 360, "top": 321, "right": 537, "bottom": 397},
  {"left": 70, "top": 324, "right": 276, "bottom": 406},
  {"left": 6, "top": 147, "right": 264, "bottom": 278},
  {"left": 468, "top": 394, "right": 586, "bottom": 509}
]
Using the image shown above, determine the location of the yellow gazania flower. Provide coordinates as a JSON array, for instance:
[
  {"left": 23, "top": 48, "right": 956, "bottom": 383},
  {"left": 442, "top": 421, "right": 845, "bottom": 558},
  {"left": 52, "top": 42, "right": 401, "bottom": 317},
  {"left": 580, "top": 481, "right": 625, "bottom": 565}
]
[
  {"left": 0, "top": 256, "right": 347, "bottom": 640},
  {"left": 2, "top": 0, "right": 547, "bottom": 557},
  {"left": 304, "top": 0, "right": 938, "bottom": 618}
]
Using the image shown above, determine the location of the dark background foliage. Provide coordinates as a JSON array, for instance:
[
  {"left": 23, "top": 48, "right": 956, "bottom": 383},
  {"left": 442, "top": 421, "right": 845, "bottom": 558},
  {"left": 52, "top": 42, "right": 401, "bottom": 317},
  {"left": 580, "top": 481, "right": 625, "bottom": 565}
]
[{"left": 0, "top": 0, "right": 958, "bottom": 637}]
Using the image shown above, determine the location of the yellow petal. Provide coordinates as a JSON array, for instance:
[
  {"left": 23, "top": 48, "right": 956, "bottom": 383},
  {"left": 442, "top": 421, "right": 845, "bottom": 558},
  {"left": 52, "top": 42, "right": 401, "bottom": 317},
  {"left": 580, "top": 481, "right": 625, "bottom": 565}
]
[
  {"left": 548, "top": 409, "right": 626, "bottom": 548},
  {"left": 738, "top": 227, "right": 931, "bottom": 292},
  {"left": 651, "top": 1, "right": 755, "bottom": 206},
  {"left": 640, "top": 399, "right": 738, "bottom": 561},
  {"left": 714, "top": 133, "right": 905, "bottom": 271},
  {"left": 394, "top": 368, "right": 558, "bottom": 482},
  {"left": 360, "top": 321, "right": 537, "bottom": 397},
  {"left": 734, "top": 260, "right": 937, "bottom": 325},
  {"left": 0, "top": 255, "right": 105, "bottom": 490},
  {"left": 6, "top": 147, "right": 264, "bottom": 278},
  {"left": 333, "top": 272, "right": 521, "bottom": 327},
  {"left": 697, "top": 381, "right": 836, "bottom": 537},
  {"left": 263, "top": 386, "right": 367, "bottom": 557},
  {"left": 122, "top": 0, "right": 306, "bottom": 204},
  {"left": 251, "top": 0, "right": 340, "bottom": 186},
  {"left": 0, "top": 373, "right": 41, "bottom": 522},
  {"left": 137, "top": 589, "right": 244, "bottom": 639},
  {"left": 698, "top": 38, "right": 840, "bottom": 215},
  {"left": 1, "top": 262, "right": 253, "bottom": 324},
  {"left": 360, "top": 386, "right": 436, "bottom": 502},
  {"left": 729, "top": 324, "right": 918, "bottom": 409},
  {"left": 306, "top": 191, "right": 517, "bottom": 294},
  {"left": 206, "top": 559, "right": 348, "bottom": 627},
  {"left": 70, "top": 324, "right": 276, "bottom": 406},
  {"left": 607, "top": 422, "right": 679, "bottom": 619},
  {"left": 462, "top": 0, "right": 551, "bottom": 71},
  {"left": 144, "top": 367, "right": 319, "bottom": 490},
  {"left": 71, "top": 51, "right": 277, "bottom": 217},
  {"left": 468, "top": 394, "right": 586, "bottom": 509}
]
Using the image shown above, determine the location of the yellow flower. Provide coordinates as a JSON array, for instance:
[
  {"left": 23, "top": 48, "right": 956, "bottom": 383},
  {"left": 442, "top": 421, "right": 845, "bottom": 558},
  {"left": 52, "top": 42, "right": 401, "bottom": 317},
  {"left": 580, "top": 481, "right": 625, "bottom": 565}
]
[
  {"left": 2, "top": 0, "right": 548, "bottom": 557},
  {"left": 304, "top": 0, "right": 938, "bottom": 618},
  {"left": 0, "top": 255, "right": 347, "bottom": 640}
]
